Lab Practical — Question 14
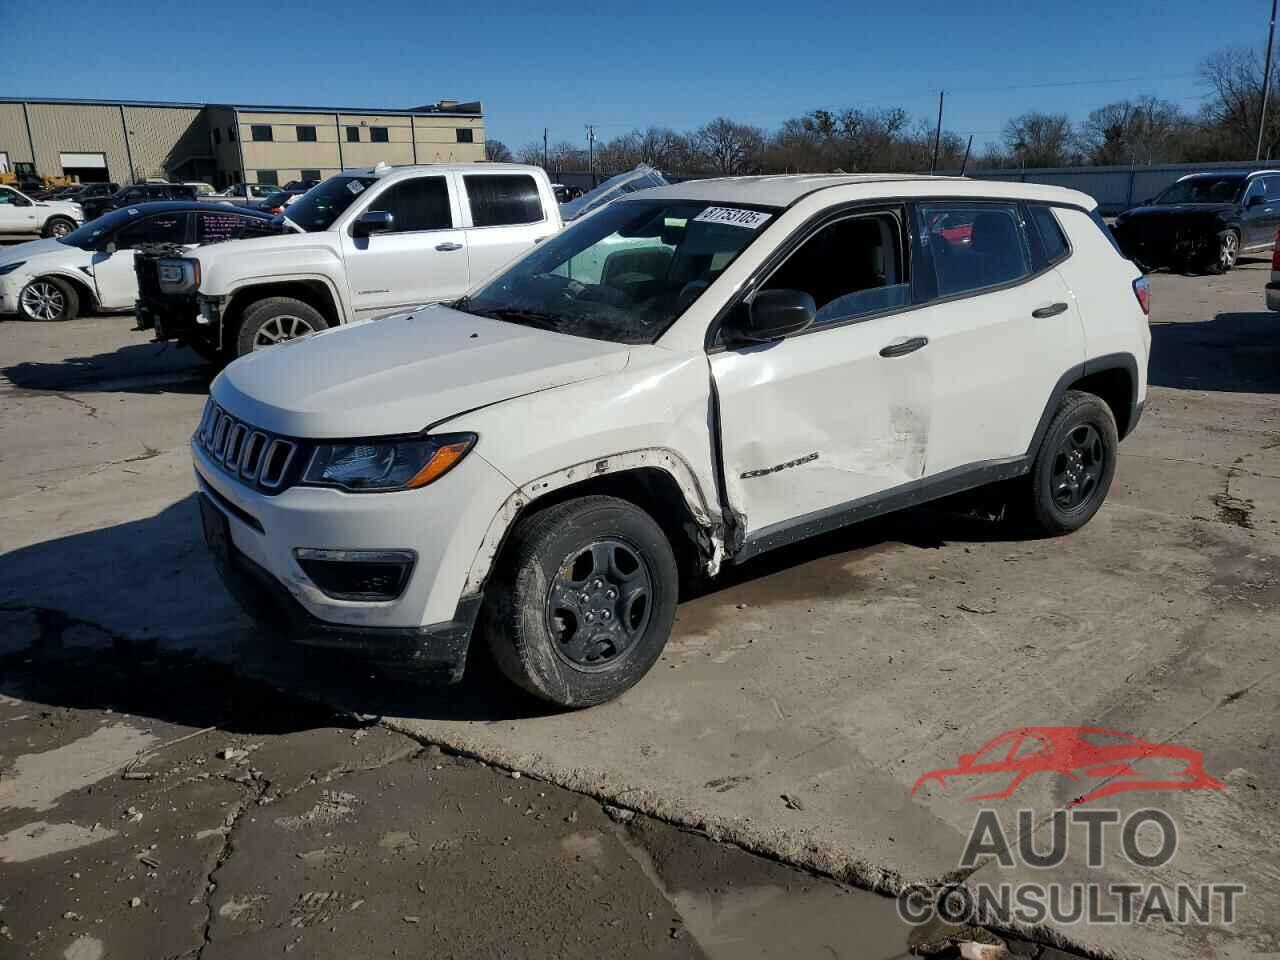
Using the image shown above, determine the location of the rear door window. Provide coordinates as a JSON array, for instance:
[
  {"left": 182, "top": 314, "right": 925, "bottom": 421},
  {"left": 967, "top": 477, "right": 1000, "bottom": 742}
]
[
  {"left": 917, "top": 202, "right": 1032, "bottom": 297},
  {"left": 464, "top": 174, "right": 544, "bottom": 227},
  {"left": 368, "top": 176, "right": 453, "bottom": 232},
  {"left": 196, "top": 211, "right": 275, "bottom": 244}
]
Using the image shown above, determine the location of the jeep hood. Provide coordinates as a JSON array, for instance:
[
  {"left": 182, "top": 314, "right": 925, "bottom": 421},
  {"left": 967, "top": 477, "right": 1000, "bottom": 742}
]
[{"left": 212, "top": 305, "right": 631, "bottom": 438}]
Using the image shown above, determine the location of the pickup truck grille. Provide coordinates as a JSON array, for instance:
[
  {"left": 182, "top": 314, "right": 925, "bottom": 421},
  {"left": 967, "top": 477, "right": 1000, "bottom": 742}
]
[{"left": 196, "top": 400, "right": 298, "bottom": 492}]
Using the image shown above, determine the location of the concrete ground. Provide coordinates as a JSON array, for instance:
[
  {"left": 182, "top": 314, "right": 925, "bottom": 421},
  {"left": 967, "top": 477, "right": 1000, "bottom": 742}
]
[{"left": 1, "top": 257, "right": 1278, "bottom": 959}]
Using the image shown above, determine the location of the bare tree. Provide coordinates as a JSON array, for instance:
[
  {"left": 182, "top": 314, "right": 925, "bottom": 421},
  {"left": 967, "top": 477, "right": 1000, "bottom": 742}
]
[
  {"left": 484, "top": 139, "right": 513, "bottom": 162},
  {"left": 692, "top": 117, "right": 766, "bottom": 175},
  {"left": 1081, "top": 98, "right": 1188, "bottom": 165},
  {"left": 514, "top": 142, "right": 545, "bottom": 166},
  {"left": 1197, "top": 46, "right": 1280, "bottom": 159},
  {"left": 1003, "top": 112, "right": 1078, "bottom": 167}
]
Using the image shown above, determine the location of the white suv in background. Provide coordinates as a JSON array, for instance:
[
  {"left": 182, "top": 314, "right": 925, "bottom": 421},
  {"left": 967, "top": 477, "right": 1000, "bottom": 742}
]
[
  {"left": 193, "top": 175, "right": 1150, "bottom": 707},
  {"left": 168, "top": 163, "right": 563, "bottom": 358},
  {"left": 0, "top": 184, "right": 83, "bottom": 239}
]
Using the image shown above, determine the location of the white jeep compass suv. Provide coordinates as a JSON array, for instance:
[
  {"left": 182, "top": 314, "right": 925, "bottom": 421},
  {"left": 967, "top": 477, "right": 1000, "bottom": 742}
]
[{"left": 193, "top": 175, "right": 1151, "bottom": 707}]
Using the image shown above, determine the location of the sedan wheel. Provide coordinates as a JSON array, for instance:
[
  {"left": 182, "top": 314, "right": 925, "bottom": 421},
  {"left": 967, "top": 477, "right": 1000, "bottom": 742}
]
[{"left": 18, "top": 277, "right": 79, "bottom": 322}]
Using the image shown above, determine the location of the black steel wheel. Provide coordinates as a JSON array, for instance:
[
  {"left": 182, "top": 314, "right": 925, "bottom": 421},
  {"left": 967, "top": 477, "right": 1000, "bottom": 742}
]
[
  {"left": 484, "top": 495, "right": 678, "bottom": 708},
  {"left": 1023, "top": 390, "right": 1118, "bottom": 535}
]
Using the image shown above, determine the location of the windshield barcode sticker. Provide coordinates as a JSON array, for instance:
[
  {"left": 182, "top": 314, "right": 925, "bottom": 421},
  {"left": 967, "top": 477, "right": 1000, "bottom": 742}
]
[
  {"left": 694, "top": 207, "right": 771, "bottom": 229},
  {"left": 347, "top": 180, "right": 365, "bottom": 195}
]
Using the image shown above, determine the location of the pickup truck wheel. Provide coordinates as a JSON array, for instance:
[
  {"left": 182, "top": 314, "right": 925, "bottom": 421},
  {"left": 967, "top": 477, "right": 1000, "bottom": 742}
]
[
  {"left": 235, "top": 297, "right": 328, "bottom": 356},
  {"left": 484, "top": 495, "right": 678, "bottom": 708},
  {"left": 18, "top": 276, "right": 79, "bottom": 322},
  {"left": 1022, "top": 390, "right": 1118, "bottom": 536},
  {"left": 41, "top": 216, "right": 77, "bottom": 239}
]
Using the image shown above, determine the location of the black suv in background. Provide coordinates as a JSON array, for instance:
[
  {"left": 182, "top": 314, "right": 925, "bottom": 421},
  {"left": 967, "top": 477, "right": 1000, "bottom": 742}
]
[
  {"left": 81, "top": 182, "right": 198, "bottom": 222},
  {"left": 1111, "top": 170, "right": 1280, "bottom": 273}
]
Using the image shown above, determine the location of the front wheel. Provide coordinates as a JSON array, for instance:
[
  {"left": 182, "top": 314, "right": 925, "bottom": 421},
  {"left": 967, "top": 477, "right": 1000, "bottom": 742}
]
[
  {"left": 234, "top": 296, "right": 328, "bottom": 357},
  {"left": 483, "top": 496, "right": 679, "bottom": 708},
  {"left": 1021, "top": 390, "right": 1118, "bottom": 536},
  {"left": 1206, "top": 230, "right": 1239, "bottom": 274},
  {"left": 18, "top": 276, "right": 79, "bottom": 322},
  {"left": 41, "top": 216, "right": 77, "bottom": 239}
]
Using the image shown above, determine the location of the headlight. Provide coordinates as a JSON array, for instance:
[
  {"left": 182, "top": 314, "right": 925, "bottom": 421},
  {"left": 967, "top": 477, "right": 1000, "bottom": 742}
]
[
  {"left": 158, "top": 258, "right": 200, "bottom": 294},
  {"left": 0, "top": 261, "right": 26, "bottom": 276},
  {"left": 301, "top": 433, "right": 476, "bottom": 492}
]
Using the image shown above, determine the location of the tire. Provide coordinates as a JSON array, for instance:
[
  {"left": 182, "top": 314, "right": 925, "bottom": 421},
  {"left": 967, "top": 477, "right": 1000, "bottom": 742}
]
[
  {"left": 483, "top": 495, "right": 679, "bottom": 708},
  {"left": 1205, "top": 230, "right": 1239, "bottom": 274},
  {"left": 41, "top": 216, "right": 76, "bottom": 239},
  {"left": 1023, "top": 390, "right": 1118, "bottom": 536},
  {"left": 17, "top": 275, "right": 79, "bottom": 322},
  {"left": 234, "top": 296, "right": 329, "bottom": 357}
]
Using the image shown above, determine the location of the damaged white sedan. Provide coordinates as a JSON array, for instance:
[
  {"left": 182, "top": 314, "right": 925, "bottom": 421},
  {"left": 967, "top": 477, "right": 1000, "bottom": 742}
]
[{"left": 193, "top": 175, "right": 1150, "bottom": 707}]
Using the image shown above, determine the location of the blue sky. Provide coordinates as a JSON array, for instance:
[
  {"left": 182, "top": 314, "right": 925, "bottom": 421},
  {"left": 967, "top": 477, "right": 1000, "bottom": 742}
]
[{"left": 3, "top": 0, "right": 1256, "bottom": 155}]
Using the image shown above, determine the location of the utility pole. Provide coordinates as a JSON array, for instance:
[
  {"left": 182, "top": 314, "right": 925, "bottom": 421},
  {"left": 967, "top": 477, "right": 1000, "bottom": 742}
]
[
  {"left": 543, "top": 127, "right": 548, "bottom": 170},
  {"left": 930, "top": 90, "right": 945, "bottom": 174},
  {"left": 586, "top": 125, "right": 596, "bottom": 179},
  {"left": 1259, "top": 0, "right": 1278, "bottom": 161},
  {"left": 959, "top": 135, "right": 974, "bottom": 176}
]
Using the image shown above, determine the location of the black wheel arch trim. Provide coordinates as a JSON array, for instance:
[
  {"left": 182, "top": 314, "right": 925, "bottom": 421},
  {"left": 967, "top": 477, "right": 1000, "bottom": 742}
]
[{"left": 1025, "top": 352, "right": 1140, "bottom": 454}]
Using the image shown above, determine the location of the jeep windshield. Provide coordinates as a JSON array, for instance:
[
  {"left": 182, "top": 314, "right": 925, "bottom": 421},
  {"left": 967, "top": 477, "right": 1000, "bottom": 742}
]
[
  {"left": 1153, "top": 176, "right": 1245, "bottom": 205},
  {"left": 282, "top": 175, "right": 378, "bottom": 232},
  {"left": 460, "top": 199, "right": 777, "bottom": 345}
]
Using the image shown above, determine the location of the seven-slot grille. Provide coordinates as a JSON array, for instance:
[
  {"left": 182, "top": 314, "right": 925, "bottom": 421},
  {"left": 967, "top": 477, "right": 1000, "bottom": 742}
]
[{"left": 196, "top": 400, "right": 297, "bottom": 491}]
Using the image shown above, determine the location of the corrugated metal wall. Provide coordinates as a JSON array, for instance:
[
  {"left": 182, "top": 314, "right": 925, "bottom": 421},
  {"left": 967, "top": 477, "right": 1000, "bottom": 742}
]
[{"left": 0, "top": 104, "right": 34, "bottom": 166}]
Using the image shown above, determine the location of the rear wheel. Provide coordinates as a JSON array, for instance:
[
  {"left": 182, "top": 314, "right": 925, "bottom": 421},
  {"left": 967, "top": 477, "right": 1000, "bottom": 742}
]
[
  {"left": 18, "top": 276, "right": 79, "bottom": 322},
  {"left": 1021, "top": 390, "right": 1118, "bottom": 535},
  {"left": 483, "top": 496, "right": 679, "bottom": 708},
  {"left": 41, "top": 216, "right": 76, "bottom": 239},
  {"left": 234, "top": 296, "right": 328, "bottom": 357}
]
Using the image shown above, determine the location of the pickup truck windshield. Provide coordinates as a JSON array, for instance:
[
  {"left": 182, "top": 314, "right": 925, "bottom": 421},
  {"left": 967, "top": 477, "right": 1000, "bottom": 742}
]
[
  {"left": 462, "top": 199, "right": 777, "bottom": 345},
  {"left": 284, "top": 176, "right": 378, "bottom": 232}
]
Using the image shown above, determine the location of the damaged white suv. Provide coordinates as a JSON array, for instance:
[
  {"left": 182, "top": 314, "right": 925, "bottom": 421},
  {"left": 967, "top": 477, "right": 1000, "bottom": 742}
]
[{"left": 193, "top": 175, "right": 1150, "bottom": 707}]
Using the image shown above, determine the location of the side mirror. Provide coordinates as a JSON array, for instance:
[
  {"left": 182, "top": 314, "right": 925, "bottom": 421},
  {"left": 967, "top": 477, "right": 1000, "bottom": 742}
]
[
  {"left": 1248, "top": 194, "right": 1266, "bottom": 208},
  {"left": 104, "top": 241, "right": 117, "bottom": 255},
  {"left": 726, "top": 289, "right": 816, "bottom": 344},
  {"left": 353, "top": 210, "right": 394, "bottom": 237}
]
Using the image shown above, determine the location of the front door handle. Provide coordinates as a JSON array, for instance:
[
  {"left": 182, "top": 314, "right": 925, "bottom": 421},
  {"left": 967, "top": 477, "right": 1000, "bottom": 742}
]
[
  {"left": 1032, "top": 302, "right": 1069, "bottom": 319},
  {"left": 879, "top": 336, "right": 928, "bottom": 358},
  {"left": 435, "top": 242, "right": 464, "bottom": 252}
]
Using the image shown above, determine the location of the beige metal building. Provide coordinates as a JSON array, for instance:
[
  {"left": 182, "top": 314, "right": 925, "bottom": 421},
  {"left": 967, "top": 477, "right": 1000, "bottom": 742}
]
[{"left": 0, "top": 97, "right": 486, "bottom": 188}]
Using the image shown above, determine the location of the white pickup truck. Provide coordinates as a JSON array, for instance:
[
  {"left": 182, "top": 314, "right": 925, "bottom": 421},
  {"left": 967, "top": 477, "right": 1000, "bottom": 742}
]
[
  {"left": 0, "top": 184, "right": 84, "bottom": 239},
  {"left": 164, "top": 163, "right": 562, "bottom": 359}
]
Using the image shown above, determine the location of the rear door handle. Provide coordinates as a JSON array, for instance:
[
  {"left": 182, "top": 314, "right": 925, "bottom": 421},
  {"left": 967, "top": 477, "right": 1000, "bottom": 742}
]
[
  {"left": 1032, "top": 302, "right": 1069, "bottom": 319},
  {"left": 879, "top": 336, "right": 928, "bottom": 358},
  {"left": 435, "top": 242, "right": 464, "bottom": 252}
]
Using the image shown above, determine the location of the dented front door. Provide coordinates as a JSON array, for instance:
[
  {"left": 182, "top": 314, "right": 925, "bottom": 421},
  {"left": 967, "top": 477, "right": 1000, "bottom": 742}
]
[{"left": 710, "top": 319, "right": 934, "bottom": 538}]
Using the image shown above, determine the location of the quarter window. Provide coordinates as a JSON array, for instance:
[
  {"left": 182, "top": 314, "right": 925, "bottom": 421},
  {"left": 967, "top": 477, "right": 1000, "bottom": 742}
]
[
  {"left": 464, "top": 174, "right": 544, "bottom": 227},
  {"left": 370, "top": 126, "right": 389, "bottom": 143},
  {"left": 114, "top": 213, "right": 186, "bottom": 248},
  {"left": 759, "top": 211, "right": 909, "bottom": 327},
  {"left": 918, "top": 202, "right": 1031, "bottom": 297},
  {"left": 368, "top": 176, "right": 452, "bottom": 232},
  {"left": 296, "top": 125, "right": 317, "bottom": 142},
  {"left": 1029, "top": 205, "right": 1070, "bottom": 264},
  {"left": 251, "top": 125, "right": 274, "bottom": 142}
]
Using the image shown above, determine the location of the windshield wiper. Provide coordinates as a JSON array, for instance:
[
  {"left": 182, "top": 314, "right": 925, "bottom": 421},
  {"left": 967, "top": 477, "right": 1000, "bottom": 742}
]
[{"left": 477, "top": 307, "right": 562, "bottom": 331}]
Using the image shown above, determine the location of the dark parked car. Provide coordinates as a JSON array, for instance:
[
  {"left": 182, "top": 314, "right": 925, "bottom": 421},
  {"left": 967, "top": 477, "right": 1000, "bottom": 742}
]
[
  {"left": 133, "top": 205, "right": 283, "bottom": 361},
  {"left": 81, "top": 182, "right": 199, "bottom": 222},
  {"left": 1111, "top": 170, "right": 1280, "bottom": 274}
]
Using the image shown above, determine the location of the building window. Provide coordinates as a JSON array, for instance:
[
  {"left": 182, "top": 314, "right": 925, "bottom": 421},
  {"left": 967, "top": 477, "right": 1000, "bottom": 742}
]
[
  {"left": 257, "top": 170, "right": 279, "bottom": 186},
  {"left": 300, "top": 169, "right": 322, "bottom": 182},
  {"left": 456, "top": 128, "right": 474, "bottom": 144},
  {"left": 296, "top": 125, "right": 317, "bottom": 142},
  {"left": 370, "top": 126, "right": 389, "bottom": 143},
  {"left": 213, "top": 128, "right": 222, "bottom": 145},
  {"left": 228, "top": 127, "right": 236, "bottom": 142},
  {"left": 346, "top": 126, "right": 360, "bottom": 142},
  {"left": 251, "top": 125, "right": 274, "bottom": 142}
]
